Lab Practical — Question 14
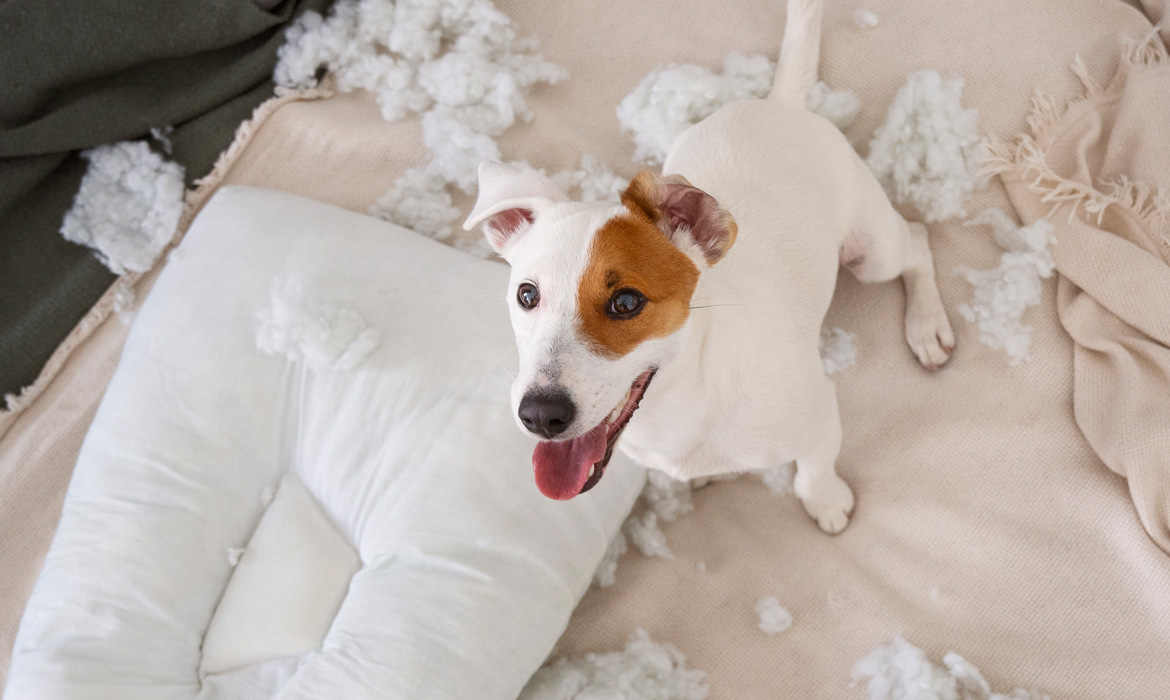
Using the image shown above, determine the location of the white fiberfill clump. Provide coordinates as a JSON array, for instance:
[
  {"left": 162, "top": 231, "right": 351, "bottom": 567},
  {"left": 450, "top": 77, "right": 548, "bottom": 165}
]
[
  {"left": 275, "top": 0, "right": 567, "bottom": 249},
  {"left": 548, "top": 154, "right": 628, "bottom": 203},
  {"left": 256, "top": 277, "right": 381, "bottom": 371},
  {"left": 955, "top": 209, "right": 1055, "bottom": 365},
  {"left": 865, "top": 71, "right": 986, "bottom": 222},
  {"left": 593, "top": 470, "right": 693, "bottom": 586},
  {"left": 758, "top": 462, "right": 795, "bottom": 496},
  {"left": 819, "top": 326, "right": 858, "bottom": 375},
  {"left": 518, "top": 629, "right": 709, "bottom": 700},
  {"left": 60, "top": 141, "right": 185, "bottom": 275},
  {"left": 618, "top": 53, "right": 861, "bottom": 165},
  {"left": 755, "top": 596, "right": 793, "bottom": 635},
  {"left": 852, "top": 636, "right": 1050, "bottom": 700},
  {"left": 369, "top": 167, "right": 461, "bottom": 240}
]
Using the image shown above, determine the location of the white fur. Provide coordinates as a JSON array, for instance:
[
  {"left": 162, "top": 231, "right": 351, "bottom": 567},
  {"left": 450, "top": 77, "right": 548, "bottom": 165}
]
[{"left": 466, "top": 0, "right": 954, "bottom": 534}]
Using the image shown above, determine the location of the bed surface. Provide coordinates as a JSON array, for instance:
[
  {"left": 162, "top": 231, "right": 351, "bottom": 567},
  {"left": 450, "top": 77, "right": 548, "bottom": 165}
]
[{"left": 2, "top": 0, "right": 1169, "bottom": 696}]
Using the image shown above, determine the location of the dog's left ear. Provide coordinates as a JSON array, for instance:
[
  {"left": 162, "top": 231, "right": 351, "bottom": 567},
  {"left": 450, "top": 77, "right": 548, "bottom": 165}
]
[
  {"left": 621, "top": 170, "right": 738, "bottom": 266},
  {"left": 462, "top": 161, "right": 569, "bottom": 256}
]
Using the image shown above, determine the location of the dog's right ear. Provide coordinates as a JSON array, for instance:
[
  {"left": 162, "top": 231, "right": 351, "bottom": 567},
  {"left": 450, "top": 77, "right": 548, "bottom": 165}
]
[{"left": 462, "top": 162, "right": 568, "bottom": 256}]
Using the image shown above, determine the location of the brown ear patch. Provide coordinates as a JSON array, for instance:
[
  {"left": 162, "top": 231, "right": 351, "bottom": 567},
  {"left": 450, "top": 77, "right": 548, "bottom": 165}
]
[
  {"left": 620, "top": 170, "right": 738, "bottom": 266},
  {"left": 577, "top": 214, "right": 701, "bottom": 358}
]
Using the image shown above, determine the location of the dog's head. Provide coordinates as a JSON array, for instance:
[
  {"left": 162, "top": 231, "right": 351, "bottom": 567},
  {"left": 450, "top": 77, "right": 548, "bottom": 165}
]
[{"left": 463, "top": 162, "right": 737, "bottom": 500}]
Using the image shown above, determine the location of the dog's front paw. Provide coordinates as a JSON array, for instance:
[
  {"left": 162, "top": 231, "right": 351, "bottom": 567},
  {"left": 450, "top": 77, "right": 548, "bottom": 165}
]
[
  {"left": 905, "top": 299, "right": 955, "bottom": 371},
  {"left": 795, "top": 473, "right": 854, "bottom": 535}
]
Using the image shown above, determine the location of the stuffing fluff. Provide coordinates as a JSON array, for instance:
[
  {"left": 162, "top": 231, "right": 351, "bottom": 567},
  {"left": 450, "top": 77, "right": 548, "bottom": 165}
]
[
  {"left": 757, "top": 462, "right": 795, "bottom": 496},
  {"left": 60, "top": 141, "right": 185, "bottom": 275},
  {"left": 548, "top": 155, "right": 627, "bottom": 203},
  {"left": 276, "top": 0, "right": 567, "bottom": 202},
  {"left": 227, "top": 548, "right": 245, "bottom": 567},
  {"left": 284, "top": 0, "right": 568, "bottom": 252},
  {"left": 592, "top": 529, "right": 629, "bottom": 588},
  {"left": 853, "top": 8, "right": 880, "bottom": 28},
  {"left": 593, "top": 471, "right": 694, "bottom": 586},
  {"left": 518, "top": 629, "right": 709, "bottom": 700},
  {"left": 623, "top": 511, "right": 673, "bottom": 560},
  {"left": 112, "top": 286, "right": 138, "bottom": 327},
  {"left": 865, "top": 71, "right": 986, "bottom": 222},
  {"left": 617, "top": 54, "right": 860, "bottom": 165},
  {"left": 369, "top": 167, "right": 461, "bottom": 240},
  {"left": 954, "top": 209, "right": 1055, "bottom": 365},
  {"left": 852, "top": 636, "right": 1050, "bottom": 700},
  {"left": 255, "top": 277, "right": 381, "bottom": 371},
  {"left": 756, "top": 596, "right": 793, "bottom": 635},
  {"left": 819, "top": 326, "right": 858, "bottom": 375}
]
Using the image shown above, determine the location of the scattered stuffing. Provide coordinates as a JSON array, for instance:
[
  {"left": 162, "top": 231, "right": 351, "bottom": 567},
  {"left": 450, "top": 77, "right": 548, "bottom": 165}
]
[
  {"left": 757, "top": 462, "right": 795, "bottom": 496},
  {"left": 227, "top": 548, "right": 245, "bottom": 567},
  {"left": 865, "top": 71, "right": 986, "bottom": 223},
  {"left": 277, "top": 0, "right": 567, "bottom": 256},
  {"left": 930, "top": 587, "right": 941, "bottom": 602},
  {"left": 547, "top": 155, "right": 627, "bottom": 203},
  {"left": 641, "top": 469, "right": 695, "bottom": 521},
  {"left": 852, "top": 636, "right": 1050, "bottom": 700},
  {"left": 623, "top": 511, "right": 673, "bottom": 560},
  {"left": 592, "top": 530, "right": 629, "bottom": 588},
  {"left": 593, "top": 470, "right": 694, "bottom": 586},
  {"left": 518, "top": 628, "right": 709, "bottom": 700},
  {"left": 805, "top": 80, "right": 863, "bottom": 130},
  {"left": 617, "top": 53, "right": 860, "bottom": 165},
  {"left": 819, "top": 326, "right": 858, "bottom": 375},
  {"left": 112, "top": 286, "right": 137, "bottom": 327},
  {"left": 370, "top": 155, "right": 624, "bottom": 256},
  {"left": 695, "top": 561, "right": 706, "bottom": 572},
  {"left": 255, "top": 277, "right": 381, "bottom": 371},
  {"left": 955, "top": 209, "right": 1055, "bottom": 365},
  {"left": 853, "top": 8, "right": 880, "bottom": 29},
  {"left": 756, "top": 596, "right": 793, "bottom": 635},
  {"left": 60, "top": 141, "right": 185, "bottom": 275},
  {"left": 149, "top": 125, "right": 174, "bottom": 155},
  {"left": 369, "top": 167, "right": 460, "bottom": 240}
]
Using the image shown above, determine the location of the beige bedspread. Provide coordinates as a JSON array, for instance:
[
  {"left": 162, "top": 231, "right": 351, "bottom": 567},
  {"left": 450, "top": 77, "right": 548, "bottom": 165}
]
[{"left": 3, "top": 0, "right": 1170, "bottom": 696}]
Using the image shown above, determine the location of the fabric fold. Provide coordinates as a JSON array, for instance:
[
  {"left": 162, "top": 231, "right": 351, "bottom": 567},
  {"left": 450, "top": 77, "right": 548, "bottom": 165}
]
[{"left": 986, "top": 31, "right": 1170, "bottom": 553}]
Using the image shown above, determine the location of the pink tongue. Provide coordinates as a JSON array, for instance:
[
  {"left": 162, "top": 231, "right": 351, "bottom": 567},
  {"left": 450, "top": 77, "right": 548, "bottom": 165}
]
[{"left": 532, "top": 423, "right": 608, "bottom": 500}]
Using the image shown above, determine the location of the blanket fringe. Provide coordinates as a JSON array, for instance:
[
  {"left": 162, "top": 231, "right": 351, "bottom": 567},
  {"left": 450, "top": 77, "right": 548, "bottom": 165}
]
[
  {"left": 1, "top": 82, "right": 334, "bottom": 420},
  {"left": 983, "top": 30, "right": 1169, "bottom": 256}
]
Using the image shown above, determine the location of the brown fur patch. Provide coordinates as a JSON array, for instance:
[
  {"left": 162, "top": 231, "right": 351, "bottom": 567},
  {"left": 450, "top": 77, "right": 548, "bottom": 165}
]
[
  {"left": 621, "top": 170, "right": 739, "bottom": 265},
  {"left": 578, "top": 214, "right": 700, "bottom": 358}
]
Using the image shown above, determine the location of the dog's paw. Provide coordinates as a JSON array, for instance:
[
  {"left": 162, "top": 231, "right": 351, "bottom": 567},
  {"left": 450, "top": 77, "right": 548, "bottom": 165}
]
[
  {"left": 795, "top": 473, "right": 854, "bottom": 535},
  {"left": 905, "top": 300, "right": 955, "bottom": 371}
]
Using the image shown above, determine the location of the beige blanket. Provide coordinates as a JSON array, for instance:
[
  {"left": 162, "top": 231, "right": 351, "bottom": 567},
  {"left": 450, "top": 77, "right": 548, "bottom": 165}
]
[{"left": 4, "top": 0, "right": 1170, "bottom": 695}]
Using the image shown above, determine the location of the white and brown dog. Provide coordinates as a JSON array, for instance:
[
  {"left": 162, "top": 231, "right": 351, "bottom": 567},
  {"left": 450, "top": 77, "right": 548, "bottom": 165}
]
[{"left": 463, "top": 0, "right": 953, "bottom": 533}]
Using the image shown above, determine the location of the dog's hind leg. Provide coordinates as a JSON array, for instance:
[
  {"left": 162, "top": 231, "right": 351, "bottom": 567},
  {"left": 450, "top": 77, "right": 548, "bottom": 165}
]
[
  {"left": 792, "top": 376, "right": 854, "bottom": 534},
  {"left": 840, "top": 173, "right": 955, "bottom": 369}
]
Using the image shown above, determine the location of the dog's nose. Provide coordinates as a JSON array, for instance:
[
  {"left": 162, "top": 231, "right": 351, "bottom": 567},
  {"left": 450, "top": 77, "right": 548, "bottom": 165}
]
[{"left": 518, "top": 389, "right": 576, "bottom": 439}]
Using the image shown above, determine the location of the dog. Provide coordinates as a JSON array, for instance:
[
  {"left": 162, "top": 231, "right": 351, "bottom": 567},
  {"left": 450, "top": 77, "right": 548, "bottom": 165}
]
[{"left": 462, "top": 0, "right": 954, "bottom": 534}]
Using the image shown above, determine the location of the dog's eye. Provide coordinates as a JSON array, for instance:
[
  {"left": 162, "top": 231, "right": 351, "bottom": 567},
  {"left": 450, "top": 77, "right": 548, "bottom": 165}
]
[
  {"left": 517, "top": 282, "right": 540, "bottom": 309},
  {"left": 607, "top": 289, "right": 646, "bottom": 319}
]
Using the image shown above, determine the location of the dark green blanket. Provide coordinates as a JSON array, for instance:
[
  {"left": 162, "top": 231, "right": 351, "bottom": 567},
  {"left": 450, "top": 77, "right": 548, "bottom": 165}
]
[{"left": 0, "top": 0, "right": 330, "bottom": 397}]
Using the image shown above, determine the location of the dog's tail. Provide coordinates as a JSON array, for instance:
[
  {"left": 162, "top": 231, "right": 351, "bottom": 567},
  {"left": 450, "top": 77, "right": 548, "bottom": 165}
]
[{"left": 770, "top": 0, "right": 822, "bottom": 107}]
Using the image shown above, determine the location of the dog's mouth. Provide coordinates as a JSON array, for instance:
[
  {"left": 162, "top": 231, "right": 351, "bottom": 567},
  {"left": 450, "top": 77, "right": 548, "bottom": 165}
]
[{"left": 531, "top": 369, "right": 656, "bottom": 500}]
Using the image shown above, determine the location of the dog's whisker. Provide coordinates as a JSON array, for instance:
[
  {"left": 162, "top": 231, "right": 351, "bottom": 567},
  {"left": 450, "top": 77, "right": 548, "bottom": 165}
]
[{"left": 690, "top": 303, "right": 748, "bottom": 309}]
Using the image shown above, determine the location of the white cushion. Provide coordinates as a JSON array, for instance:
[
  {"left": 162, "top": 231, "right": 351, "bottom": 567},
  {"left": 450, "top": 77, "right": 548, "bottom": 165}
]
[{"left": 5, "top": 187, "right": 643, "bottom": 700}]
